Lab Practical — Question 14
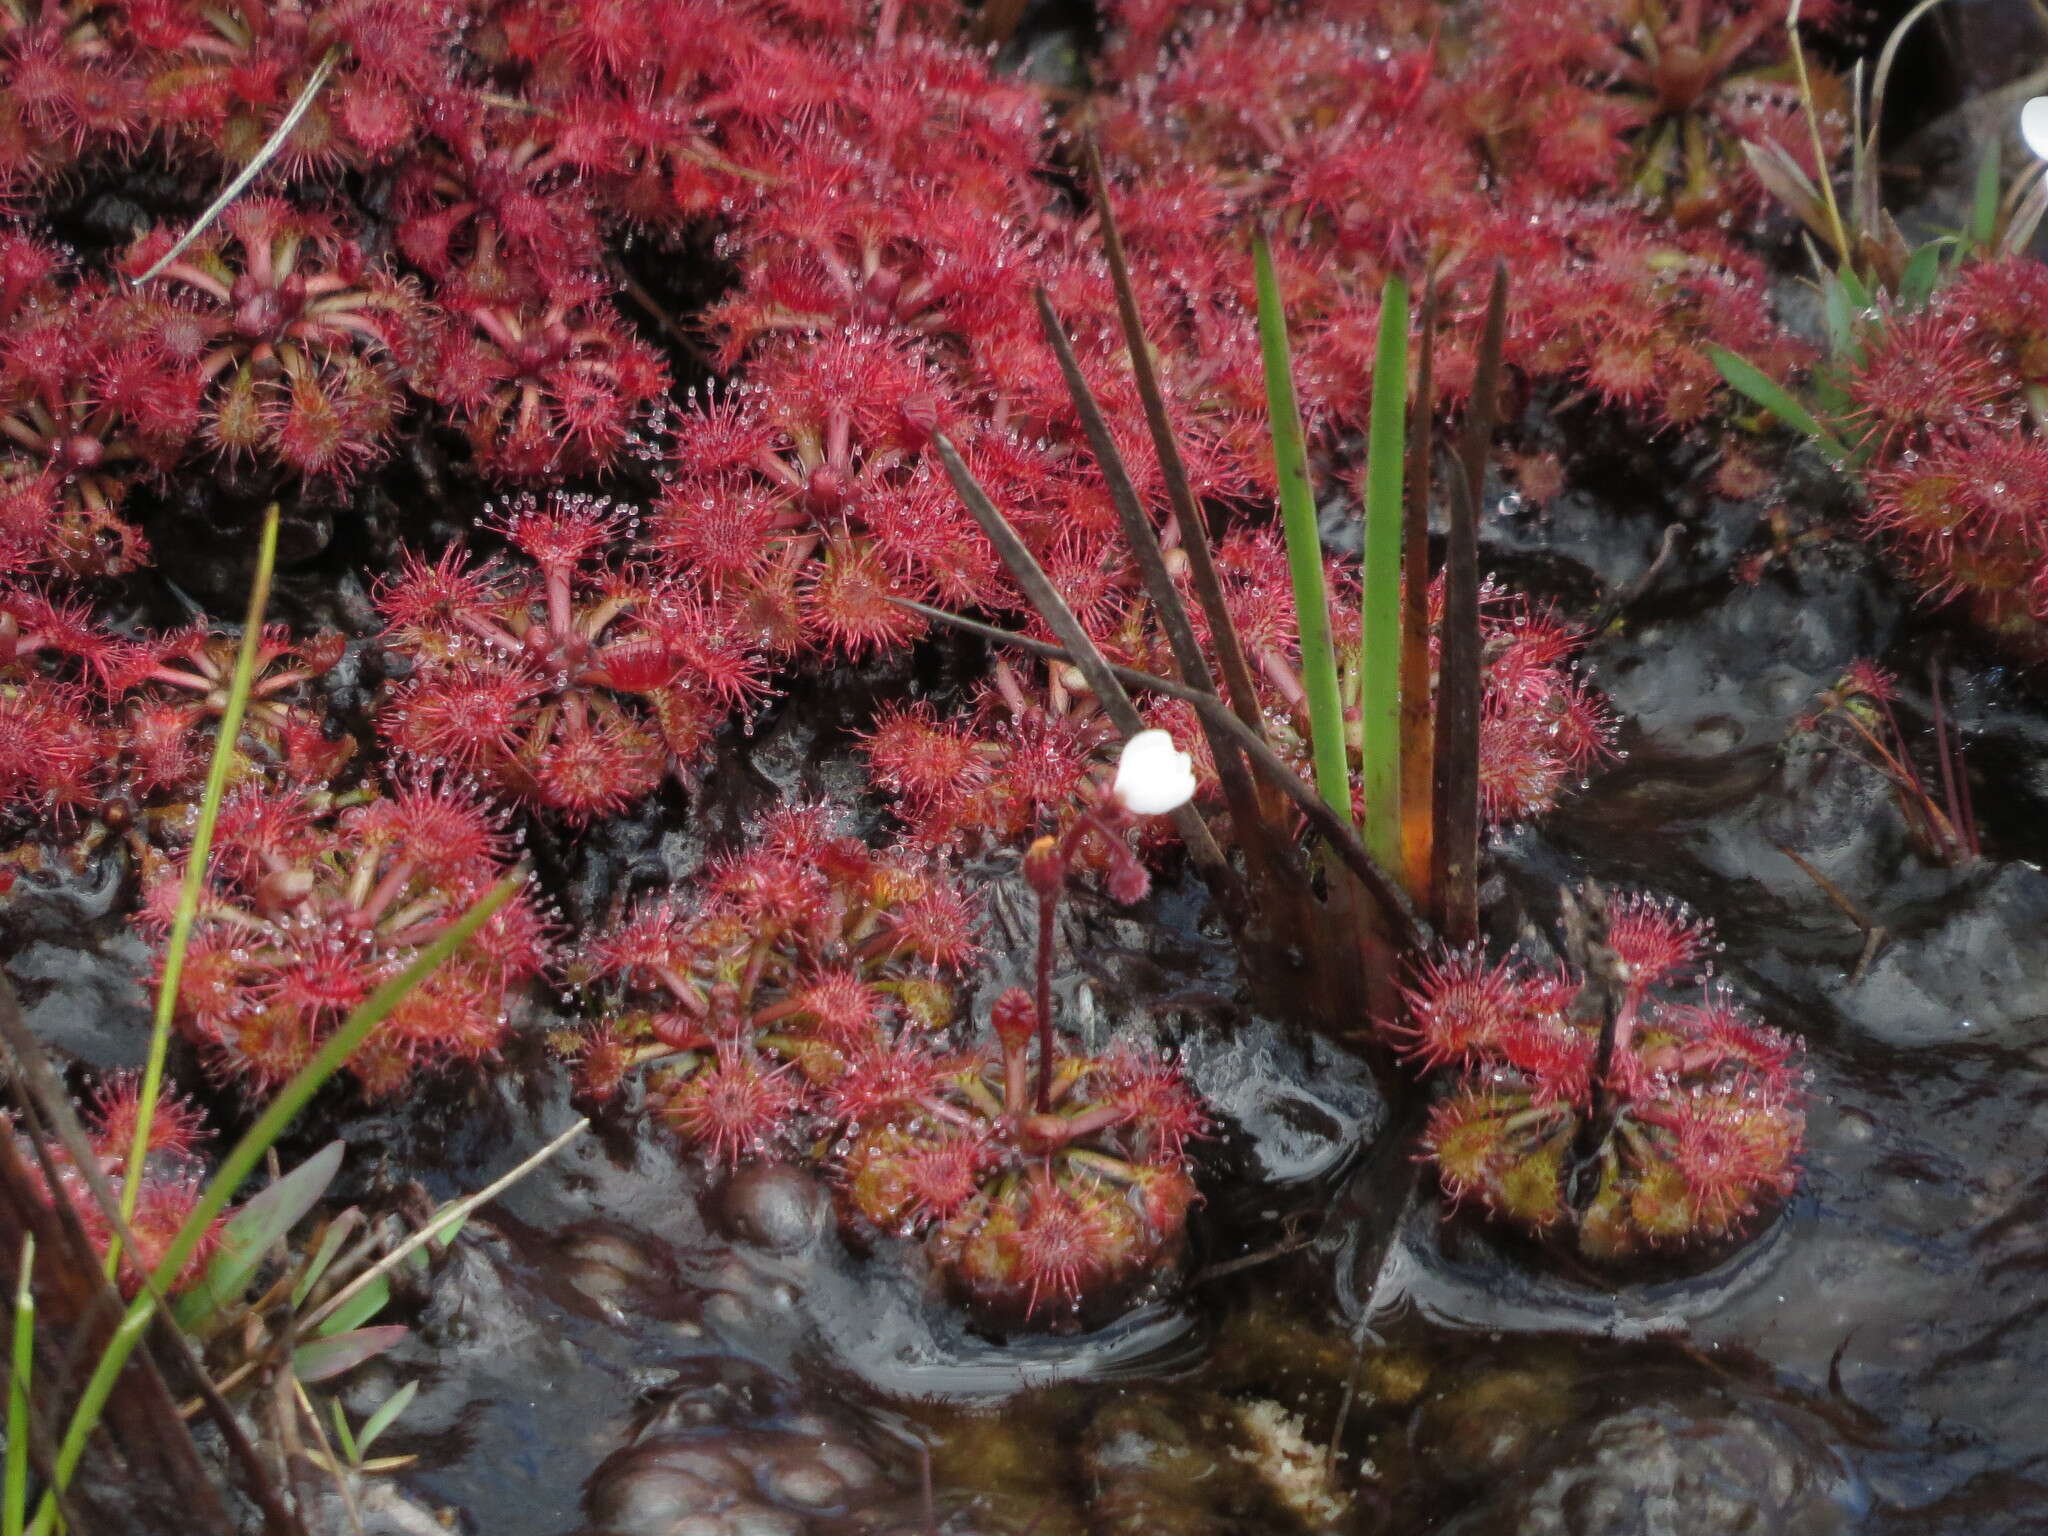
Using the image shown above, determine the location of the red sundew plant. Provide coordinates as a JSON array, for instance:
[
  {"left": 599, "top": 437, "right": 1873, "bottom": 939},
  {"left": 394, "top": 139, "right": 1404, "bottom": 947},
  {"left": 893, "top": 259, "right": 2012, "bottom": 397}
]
[
  {"left": 567, "top": 803, "right": 978, "bottom": 1160},
  {"left": 378, "top": 493, "right": 764, "bottom": 820},
  {"left": 1864, "top": 429, "right": 2048, "bottom": 622},
  {"left": 123, "top": 199, "right": 424, "bottom": 481},
  {"left": 0, "top": 587, "right": 130, "bottom": 847},
  {"left": 656, "top": 335, "right": 1006, "bottom": 658},
  {"left": 0, "top": 273, "right": 205, "bottom": 575},
  {"left": 389, "top": 96, "right": 610, "bottom": 301},
  {"left": 418, "top": 282, "right": 669, "bottom": 482},
  {"left": 0, "top": 2, "right": 145, "bottom": 196},
  {"left": 862, "top": 655, "right": 1185, "bottom": 873},
  {"left": 121, "top": 621, "right": 353, "bottom": 798},
  {"left": 1839, "top": 308, "right": 2011, "bottom": 463},
  {"left": 0, "top": 582, "right": 153, "bottom": 690},
  {"left": 703, "top": 151, "right": 1041, "bottom": 366},
  {"left": 1473, "top": 0, "right": 1849, "bottom": 224},
  {"left": 0, "top": 593, "right": 358, "bottom": 881},
  {"left": 0, "top": 675, "right": 105, "bottom": 833},
  {"left": 1393, "top": 895, "right": 1804, "bottom": 1260},
  {"left": 1089, "top": 3, "right": 1815, "bottom": 433},
  {"left": 840, "top": 745, "right": 1205, "bottom": 1325},
  {"left": 837, "top": 986, "right": 1203, "bottom": 1327},
  {"left": 145, "top": 778, "right": 549, "bottom": 1097},
  {"left": 11, "top": 1071, "right": 225, "bottom": 1298},
  {"left": 1748, "top": 259, "right": 2048, "bottom": 654},
  {"left": 1467, "top": 590, "right": 1618, "bottom": 826},
  {"left": 1510, "top": 211, "right": 1800, "bottom": 428},
  {"left": 119, "top": 0, "right": 466, "bottom": 174}
]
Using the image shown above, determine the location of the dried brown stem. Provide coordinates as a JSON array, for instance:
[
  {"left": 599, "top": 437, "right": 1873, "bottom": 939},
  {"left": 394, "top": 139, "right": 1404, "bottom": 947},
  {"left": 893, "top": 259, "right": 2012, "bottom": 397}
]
[
  {"left": 932, "top": 434, "right": 1249, "bottom": 918},
  {"left": 0, "top": 979, "right": 301, "bottom": 1534},
  {"left": 1082, "top": 136, "right": 1268, "bottom": 743},
  {"left": 890, "top": 596, "right": 1426, "bottom": 948},
  {"left": 1431, "top": 264, "right": 1506, "bottom": 945},
  {"left": 1032, "top": 286, "right": 1298, "bottom": 900}
]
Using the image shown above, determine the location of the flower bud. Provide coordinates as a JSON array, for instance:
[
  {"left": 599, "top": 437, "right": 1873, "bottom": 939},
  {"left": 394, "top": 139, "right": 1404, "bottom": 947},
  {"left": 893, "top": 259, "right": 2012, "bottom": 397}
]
[
  {"left": 1105, "top": 857, "right": 1150, "bottom": 906},
  {"left": 1023, "top": 835, "right": 1063, "bottom": 897},
  {"left": 1111, "top": 730, "right": 1196, "bottom": 817},
  {"left": 991, "top": 987, "right": 1037, "bottom": 1053}
]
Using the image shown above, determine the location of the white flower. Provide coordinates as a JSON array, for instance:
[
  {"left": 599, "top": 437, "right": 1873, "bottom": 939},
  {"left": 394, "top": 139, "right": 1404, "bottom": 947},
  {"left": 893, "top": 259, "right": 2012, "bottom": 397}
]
[
  {"left": 2024, "top": 97, "right": 2048, "bottom": 162},
  {"left": 1112, "top": 729, "right": 1196, "bottom": 816}
]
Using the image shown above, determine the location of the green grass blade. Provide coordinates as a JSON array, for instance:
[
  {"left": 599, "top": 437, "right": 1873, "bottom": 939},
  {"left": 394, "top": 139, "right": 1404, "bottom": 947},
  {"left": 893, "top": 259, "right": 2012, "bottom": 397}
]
[
  {"left": 1970, "top": 136, "right": 2002, "bottom": 249},
  {"left": 289, "top": 1210, "right": 357, "bottom": 1310},
  {"left": 1833, "top": 261, "right": 1874, "bottom": 312},
  {"left": 113, "top": 505, "right": 280, "bottom": 1280},
  {"left": 354, "top": 1380, "right": 418, "bottom": 1459},
  {"left": 1820, "top": 271, "right": 1863, "bottom": 366},
  {"left": 1359, "top": 274, "right": 1409, "bottom": 878},
  {"left": 1254, "top": 230, "right": 1352, "bottom": 827},
  {"left": 28, "top": 871, "right": 525, "bottom": 1536},
  {"left": 328, "top": 1399, "right": 359, "bottom": 1468},
  {"left": 312, "top": 1273, "right": 389, "bottom": 1338},
  {"left": 1707, "top": 346, "right": 1852, "bottom": 462},
  {"left": 5, "top": 1237, "right": 33, "bottom": 1536},
  {"left": 1897, "top": 238, "right": 1952, "bottom": 311},
  {"left": 176, "top": 1139, "right": 342, "bottom": 1334}
]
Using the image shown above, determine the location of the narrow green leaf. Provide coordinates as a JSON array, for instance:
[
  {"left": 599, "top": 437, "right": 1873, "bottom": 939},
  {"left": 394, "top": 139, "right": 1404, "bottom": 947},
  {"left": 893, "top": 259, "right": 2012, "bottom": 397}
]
[
  {"left": 290, "top": 1209, "right": 360, "bottom": 1310},
  {"left": 5, "top": 1237, "right": 34, "bottom": 1536},
  {"left": 114, "top": 507, "right": 281, "bottom": 1280},
  {"left": 32, "top": 872, "right": 524, "bottom": 1534},
  {"left": 1707, "top": 346, "right": 1852, "bottom": 462},
  {"left": 355, "top": 1380, "right": 418, "bottom": 1459},
  {"left": 293, "top": 1326, "right": 407, "bottom": 1385},
  {"left": 402, "top": 1206, "right": 467, "bottom": 1274},
  {"left": 176, "top": 1139, "right": 344, "bottom": 1333},
  {"left": 1897, "top": 238, "right": 1952, "bottom": 311},
  {"left": 1970, "top": 136, "right": 2002, "bottom": 249},
  {"left": 1821, "top": 271, "right": 1863, "bottom": 366},
  {"left": 1811, "top": 371, "right": 1854, "bottom": 422},
  {"left": 1254, "top": 229, "right": 1352, "bottom": 827},
  {"left": 328, "top": 1399, "right": 360, "bottom": 1468},
  {"left": 1835, "top": 262, "right": 1874, "bottom": 312},
  {"left": 1359, "top": 274, "right": 1409, "bottom": 878},
  {"left": 313, "top": 1273, "right": 389, "bottom": 1338}
]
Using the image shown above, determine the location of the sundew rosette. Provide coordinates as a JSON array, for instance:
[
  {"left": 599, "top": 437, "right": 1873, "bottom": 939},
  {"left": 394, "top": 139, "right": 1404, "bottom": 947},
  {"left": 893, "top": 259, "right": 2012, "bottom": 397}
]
[
  {"left": 567, "top": 804, "right": 978, "bottom": 1162},
  {"left": 144, "top": 779, "right": 549, "bottom": 1097},
  {"left": 835, "top": 986, "right": 1205, "bottom": 1331},
  {"left": 1391, "top": 893, "right": 1804, "bottom": 1261}
]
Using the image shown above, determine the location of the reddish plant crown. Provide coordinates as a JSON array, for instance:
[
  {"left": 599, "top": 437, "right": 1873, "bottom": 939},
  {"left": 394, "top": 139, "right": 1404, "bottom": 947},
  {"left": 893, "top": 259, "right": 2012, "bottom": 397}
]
[
  {"left": 838, "top": 984, "right": 1203, "bottom": 1326},
  {"left": 145, "top": 777, "right": 549, "bottom": 1097},
  {"left": 569, "top": 804, "right": 978, "bottom": 1159},
  {"left": 1391, "top": 894, "right": 1802, "bottom": 1259},
  {"left": 377, "top": 493, "right": 765, "bottom": 821},
  {"left": 11, "top": 1071, "right": 227, "bottom": 1298}
]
